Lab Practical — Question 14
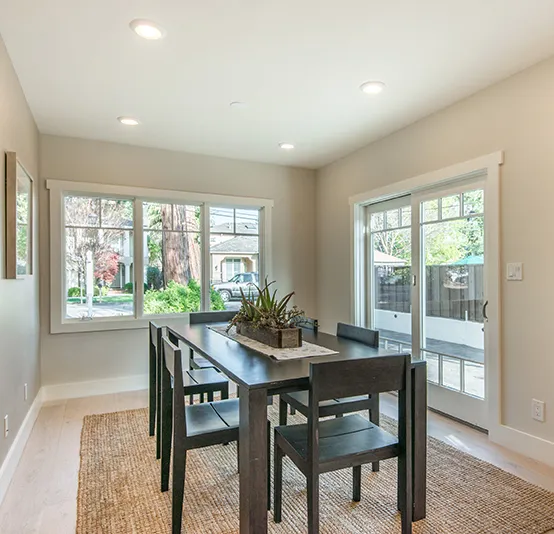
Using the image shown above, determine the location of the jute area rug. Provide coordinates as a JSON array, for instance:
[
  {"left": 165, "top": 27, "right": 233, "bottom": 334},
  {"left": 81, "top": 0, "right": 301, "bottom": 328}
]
[{"left": 77, "top": 407, "right": 554, "bottom": 534}]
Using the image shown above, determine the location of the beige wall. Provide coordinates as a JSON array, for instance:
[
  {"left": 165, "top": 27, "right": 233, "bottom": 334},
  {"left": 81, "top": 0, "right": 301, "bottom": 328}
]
[
  {"left": 39, "top": 135, "right": 316, "bottom": 386},
  {"left": 316, "top": 55, "right": 554, "bottom": 443},
  {"left": 0, "top": 37, "right": 40, "bottom": 467}
]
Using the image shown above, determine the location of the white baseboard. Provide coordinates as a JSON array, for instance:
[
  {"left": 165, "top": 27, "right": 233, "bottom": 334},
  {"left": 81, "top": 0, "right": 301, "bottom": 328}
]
[
  {"left": 0, "top": 392, "right": 42, "bottom": 507},
  {"left": 489, "top": 423, "right": 554, "bottom": 468},
  {"left": 41, "top": 374, "right": 148, "bottom": 402}
]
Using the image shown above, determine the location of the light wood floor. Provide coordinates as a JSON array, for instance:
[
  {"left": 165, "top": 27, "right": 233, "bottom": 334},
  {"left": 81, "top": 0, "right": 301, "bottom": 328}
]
[{"left": 1, "top": 390, "right": 553, "bottom": 534}]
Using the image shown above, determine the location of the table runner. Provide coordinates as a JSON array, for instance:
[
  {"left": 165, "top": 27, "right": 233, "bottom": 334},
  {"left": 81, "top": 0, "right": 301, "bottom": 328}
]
[{"left": 207, "top": 325, "right": 339, "bottom": 361}]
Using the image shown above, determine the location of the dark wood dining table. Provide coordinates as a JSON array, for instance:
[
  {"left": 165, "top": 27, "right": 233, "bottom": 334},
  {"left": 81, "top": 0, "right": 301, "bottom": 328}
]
[{"left": 168, "top": 323, "right": 427, "bottom": 534}]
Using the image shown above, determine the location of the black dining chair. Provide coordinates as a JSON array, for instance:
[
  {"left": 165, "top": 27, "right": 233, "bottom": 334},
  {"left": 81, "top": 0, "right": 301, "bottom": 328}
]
[
  {"left": 285, "top": 317, "right": 319, "bottom": 416},
  {"left": 279, "top": 322, "right": 381, "bottom": 470},
  {"left": 188, "top": 311, "right": 237, "bottom": 371},
  {"left": 160, "top": 336, "right": 270, "bottom": 534},
  {"left": 291, "top": 316, "right": 319, "bottom": 331},
  {"left": 149, "top": 322, "right": 230, "bottom": 460},
  {"left": 273, "top": 354, "right": 413, "bottom": 534}
]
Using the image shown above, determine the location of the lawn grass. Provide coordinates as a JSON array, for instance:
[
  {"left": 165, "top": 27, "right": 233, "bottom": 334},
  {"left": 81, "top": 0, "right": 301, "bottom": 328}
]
[{"left": 66, "top": 295, "right": 134, "bottom": 304}]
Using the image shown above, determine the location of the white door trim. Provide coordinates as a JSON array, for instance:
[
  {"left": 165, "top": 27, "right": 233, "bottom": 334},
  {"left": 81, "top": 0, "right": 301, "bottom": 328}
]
[{"left": 350, "top": 151, "right": 502, "bottom": 435}]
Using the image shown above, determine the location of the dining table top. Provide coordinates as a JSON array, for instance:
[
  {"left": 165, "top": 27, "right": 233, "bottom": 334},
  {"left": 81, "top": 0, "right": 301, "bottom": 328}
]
[{"left": 168, "top": 322, "right": 422, "bottom": 392}]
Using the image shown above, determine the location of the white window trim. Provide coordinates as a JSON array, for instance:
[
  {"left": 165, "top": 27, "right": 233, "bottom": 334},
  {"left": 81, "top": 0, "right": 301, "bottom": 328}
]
[
  {"left": 47, "top": 179, "right": 273, "bottom": 334},
  {"left": 350, "top": 151, "right": 502, "bottom": 435}
]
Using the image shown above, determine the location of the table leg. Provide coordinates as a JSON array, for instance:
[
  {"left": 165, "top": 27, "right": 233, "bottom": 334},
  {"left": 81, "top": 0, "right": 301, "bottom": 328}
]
[
  {"left": 239, "top": 387, "right": 268, "bottom": 534},
  {"left": 412, "top": 363, "right": 427, "bottom": 521}
]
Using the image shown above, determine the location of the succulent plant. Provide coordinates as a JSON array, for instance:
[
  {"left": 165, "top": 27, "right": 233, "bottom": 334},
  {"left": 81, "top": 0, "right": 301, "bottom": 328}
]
[{"left": 227, "top": 278, "right": 304, "bottom": 331}]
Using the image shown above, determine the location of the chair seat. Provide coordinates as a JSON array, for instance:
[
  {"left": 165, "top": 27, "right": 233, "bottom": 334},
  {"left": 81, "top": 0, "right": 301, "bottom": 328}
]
[
  {"left": 185, "top": 368, "right": 227, "bottom": 388},
  {"left": 282, "top": 390, "right": 373, "bottom": 417},
  {"left": 275, "top": 414, "right": 398, "bottom": 469},
  {"left": 171, "top": 368, "right": 228, "bottom": 395},
  {"left": 191, "top": 355, "right": 219, "bottom": 370},
  {"left": 186, "top": 398, "right": 239, "bottom": 437}
]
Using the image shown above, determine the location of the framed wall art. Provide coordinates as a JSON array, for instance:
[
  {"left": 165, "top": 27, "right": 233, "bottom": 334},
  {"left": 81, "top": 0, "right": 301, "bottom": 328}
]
[{"left": 5, "top": 151, "right": 33, "bottom": 278}]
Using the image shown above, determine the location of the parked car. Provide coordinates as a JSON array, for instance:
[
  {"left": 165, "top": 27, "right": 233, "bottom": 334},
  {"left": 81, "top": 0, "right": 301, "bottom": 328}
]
[{"left": 212, "top": 272, "right": 259, "bottom": 302}]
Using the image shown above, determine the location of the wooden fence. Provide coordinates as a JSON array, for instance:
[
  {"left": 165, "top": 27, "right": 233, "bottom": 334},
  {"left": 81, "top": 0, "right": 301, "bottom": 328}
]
[{"left": 376, "top": 264, "right": 484, "bottom": 323}]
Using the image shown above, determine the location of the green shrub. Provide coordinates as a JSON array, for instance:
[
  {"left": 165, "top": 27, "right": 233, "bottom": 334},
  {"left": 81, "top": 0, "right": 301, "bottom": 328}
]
[
  {"left": 210, "top": 287, "right": 226, "bottom": 311},
  {"left": 143, "top": 279, "right": 226, "bottom": 314},
  {"left": 68, "top": 286, "right": 100, "bottom": 297},
  {"left": 124, "top": 282, "right": 134, "bottom": 293},
  {"left": 67, "top": 287, "right": 82, "bottom": 297}
]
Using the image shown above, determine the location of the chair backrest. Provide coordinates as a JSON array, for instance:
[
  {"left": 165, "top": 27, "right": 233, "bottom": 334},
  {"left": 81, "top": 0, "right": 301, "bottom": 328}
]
[
  {"left": 149, "top": 321, "right": 163, "bottom": 368},
  {"left": 336, "top": 322, "right": 379, "bottom": 348},
  {"left": 162, "top": 335, "right": 188, "bottom": 440},
  {"left": 291, "top": 316, "right": 319, "bottom": 332},
  {"left": 307, "top": 355, "right": 411, "bottom": 471},
  {"left": 189, "top": 311, "right": 237, "bottom": 324}
]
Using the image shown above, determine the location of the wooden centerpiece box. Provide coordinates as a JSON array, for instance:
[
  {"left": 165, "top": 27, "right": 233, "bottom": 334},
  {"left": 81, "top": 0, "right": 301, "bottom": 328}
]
[{"left": 228, "top": 278, "right": 304, "bottom": 349}]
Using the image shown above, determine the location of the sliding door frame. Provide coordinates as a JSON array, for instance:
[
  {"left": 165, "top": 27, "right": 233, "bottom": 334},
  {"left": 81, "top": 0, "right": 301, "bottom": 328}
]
[
  {"left": 350, "top": 152, "right": 502, "bottom": 433},
  {"left": 413, "top": 175, "right": 487, "bottom": 428}
]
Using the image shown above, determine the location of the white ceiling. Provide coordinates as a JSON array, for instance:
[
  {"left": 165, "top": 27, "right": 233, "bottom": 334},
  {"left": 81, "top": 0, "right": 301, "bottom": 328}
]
[{"left": 2, "top": 1, "right": 554, "bottom": 169}]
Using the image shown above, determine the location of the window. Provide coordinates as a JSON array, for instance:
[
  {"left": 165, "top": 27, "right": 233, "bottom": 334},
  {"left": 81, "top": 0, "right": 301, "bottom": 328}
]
[
  {"left": 64, "top": 196, "right": 134, "bottom": 319},
  {"left": 226, "top": 258, "right": 242, "bottom": 279},
  {"left": 209, "top": 207, "right": 260, "bottom": 311},
  {"left": 143, "top": 202, "right": 202, "bottom": 314},
  {"left": 49, "top": 180, "right": 273, "bottom": 333}
]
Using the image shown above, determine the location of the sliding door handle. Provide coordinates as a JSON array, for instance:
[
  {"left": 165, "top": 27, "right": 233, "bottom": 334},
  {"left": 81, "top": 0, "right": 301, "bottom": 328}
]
[{"left": 483, "top": 300, "right": 489, "bottom": 321}]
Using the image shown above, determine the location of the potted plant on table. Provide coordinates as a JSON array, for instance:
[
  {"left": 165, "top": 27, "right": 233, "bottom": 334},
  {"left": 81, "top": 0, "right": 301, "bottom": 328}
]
[{"left": 227, "top": 279, "right": 305, "bottom": 348}]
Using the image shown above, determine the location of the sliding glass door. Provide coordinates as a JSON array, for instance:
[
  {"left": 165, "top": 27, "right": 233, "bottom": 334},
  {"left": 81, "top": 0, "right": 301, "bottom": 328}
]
[
  {"left": 416, "top": 181, "right": 486, "bottom": 428},
  {"left": 366, "top": 177, "right": 488, "bottom": 428},
  {"left": 367, "top": 198, "right": 412, "bottom": 354}
]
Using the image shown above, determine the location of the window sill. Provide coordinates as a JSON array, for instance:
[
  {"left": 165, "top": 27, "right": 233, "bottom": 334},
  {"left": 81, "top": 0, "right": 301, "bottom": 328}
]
[{"left": 50, "top": 314, "right": 192, "bottom": 335}]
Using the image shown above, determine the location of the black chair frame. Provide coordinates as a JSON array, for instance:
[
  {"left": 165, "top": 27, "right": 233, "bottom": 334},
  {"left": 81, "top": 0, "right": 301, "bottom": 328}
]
[
  {"left": 274, "top": 355, "right": 413, "bottom": 534},
  {"left": 149, "top": 322, "right": 230, "bottom": 460},
  {"left": 161, "top": 336, "right": 271, "bottom": 534}
]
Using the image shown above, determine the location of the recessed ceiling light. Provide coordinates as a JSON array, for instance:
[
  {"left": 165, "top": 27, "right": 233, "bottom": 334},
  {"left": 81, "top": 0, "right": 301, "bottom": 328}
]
[
  {"left": 129, "top": 19, "right": 166, "bottom": 40},
  {"left": 117, "top": 116, "right": 140, "bottom": 126},
  {"left": 279, "top": 143, "right": 295, "bottom": 150},
  {"left": 360, "top": 81, "right": 386, "bottom": 95}
]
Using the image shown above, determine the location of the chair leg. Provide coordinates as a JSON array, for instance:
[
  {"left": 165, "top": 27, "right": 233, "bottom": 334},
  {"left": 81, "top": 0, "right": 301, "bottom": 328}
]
[
  {"left": 290, "top": 406, "right": 296, "bottom": 416},
  {"left": 370, "top": 394, "right": 380, "bottom": 472},
  {"left": 160, "top": 392, "right": 172, "bottom": 492},
  {"left": 207, "top": 391, "right": 214, "bottom": 402},
  {"left": 273, "top": 438, "right": 284, "bottom": 523},
  {"left": 200, "top": 392, "right": 205, "bottom": 403},
  {"left": 279, "top": 398, "right": 288, "bottom": 426},
  {"left": 267, "top": 421, "right": 271, "bottom": 511},
  {"left": 221, "top": 383, "right": 229, "bottom": 400},
  {"left": 156, "top": 407, "right": 161, "bottom": 460},
  {"left": 352, "top": 465, "right": 361, "bottom": 502},
  {"left": 149, "top": 351, "right": 156, "bottom": 437},
  {"left": 172, "top": 450, "right": 186, "bottom": 534},
  {"left": 307, "top": 471, "right": 320, "bottom": 534},
  {"left": 189, "top": 394, "right": 194, "bottom": 406}
]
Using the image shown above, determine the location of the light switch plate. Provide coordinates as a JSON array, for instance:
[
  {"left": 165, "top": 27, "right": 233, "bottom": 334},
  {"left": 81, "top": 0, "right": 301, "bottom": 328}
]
[{"left": 507, "top": 262, "right": 523, "bottom": 281}]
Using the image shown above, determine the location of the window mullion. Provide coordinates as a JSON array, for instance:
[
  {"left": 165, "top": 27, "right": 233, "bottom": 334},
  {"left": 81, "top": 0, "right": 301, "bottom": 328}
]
[
  {"left": 134, "top": 200, "right": 144, "bottom": 318},
  {"left": 201, "top": 204, "right": 211, "bottom": 311}
]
